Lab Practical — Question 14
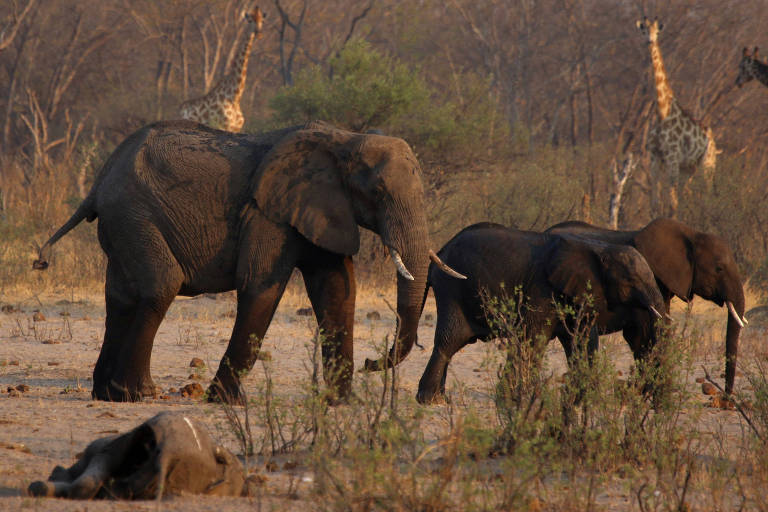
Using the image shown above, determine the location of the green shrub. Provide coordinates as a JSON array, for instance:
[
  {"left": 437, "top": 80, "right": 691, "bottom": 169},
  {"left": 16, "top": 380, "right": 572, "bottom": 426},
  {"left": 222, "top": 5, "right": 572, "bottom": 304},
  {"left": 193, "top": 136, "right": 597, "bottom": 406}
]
[{"left": 268, "top": 40, "right": 507, "bottom": 158}]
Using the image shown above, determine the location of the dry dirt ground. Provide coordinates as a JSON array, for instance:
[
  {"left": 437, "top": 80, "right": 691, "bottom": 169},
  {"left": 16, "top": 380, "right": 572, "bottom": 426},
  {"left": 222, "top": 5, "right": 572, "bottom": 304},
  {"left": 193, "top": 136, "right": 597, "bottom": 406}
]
[{"left": 0, "top": 279, "right": 760, "bottom": 511}]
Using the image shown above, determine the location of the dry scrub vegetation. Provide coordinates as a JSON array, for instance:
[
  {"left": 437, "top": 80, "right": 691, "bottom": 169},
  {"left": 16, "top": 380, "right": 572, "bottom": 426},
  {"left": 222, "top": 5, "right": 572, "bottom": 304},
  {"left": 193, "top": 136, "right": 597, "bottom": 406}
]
[{"left": 2, "top": 0, "right": 768, "bottom": 510}]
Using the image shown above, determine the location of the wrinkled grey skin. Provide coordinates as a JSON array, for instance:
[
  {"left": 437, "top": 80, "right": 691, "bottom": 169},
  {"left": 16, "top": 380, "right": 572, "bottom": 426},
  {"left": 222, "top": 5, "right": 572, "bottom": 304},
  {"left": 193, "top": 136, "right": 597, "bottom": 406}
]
[
  {"left": 547, "top": 218, "right": 746, "bottom": 395},
  {"left": 27, "top": 412, "right": 244, "bottom": 499},
  {"left": 34, "top": 120, "right": 446, "bottom": 403},
  {"left": 417, "top": 223, "right": 665, "bottom": 404}
]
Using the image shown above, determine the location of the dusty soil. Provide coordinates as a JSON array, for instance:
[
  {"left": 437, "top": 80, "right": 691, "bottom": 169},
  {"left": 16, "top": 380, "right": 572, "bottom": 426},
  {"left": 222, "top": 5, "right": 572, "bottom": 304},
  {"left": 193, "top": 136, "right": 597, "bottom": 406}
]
[{"left": 0, "top": 282, "right": 757, "bottom": 510}]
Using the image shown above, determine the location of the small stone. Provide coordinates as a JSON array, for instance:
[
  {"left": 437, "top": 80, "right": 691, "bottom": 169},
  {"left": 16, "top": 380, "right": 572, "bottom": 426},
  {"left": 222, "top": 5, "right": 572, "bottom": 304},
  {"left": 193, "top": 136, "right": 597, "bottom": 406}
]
[
  {"left": 180, "top": 382, "right": 204, "bottom": 399},
  {"left": 159, "top": 394, "right": 170, "bottom": 400},
  {"left": 528, "top": 497, "right": 545, "bottom": 512},
  {"left": 47, "top": 362, "right": 60, "bottom": 366},
  {"left": 7, "top": 390, "right": 20, "bottom": 398},
  {"left": 295, "top": 307, "right": 313, "bottom": 316},
  {"left": 707, "top": 395, "right": 735, "bottom": 410},
  {"left": 1, "top": 305, "right": 18, "bottom": 313},
  {"left": 188, "top": 373, "right": 203, "bottom": 381},
  {"left": 15, "top": 384, "right": 29, "bottom": 393},
  {"left": 243, "top": 474, "right": 268, "bottom": 496},
  {"left": 472, "top": 368, "right": 481, "bottom": 373},
  {"left": 366, "top": 311, "right": 381, "bottom": 321},
  {"left": 617, "top": 371, "right": 623, "bottom": 377},
  {"left": 189, "top": 357, "right": 205, "bottom": 368},
  {"left": 41, "top": 340, "right": 61, "bottom": 345},
  {"left": 32, "top": 311, "right": 45, "bottom": 322},
  {"left": 701, "top": 382, "right": 719, "bottom": 396},
  {"left": 255, "top": 350, "right": 272, "bottom": 361}
]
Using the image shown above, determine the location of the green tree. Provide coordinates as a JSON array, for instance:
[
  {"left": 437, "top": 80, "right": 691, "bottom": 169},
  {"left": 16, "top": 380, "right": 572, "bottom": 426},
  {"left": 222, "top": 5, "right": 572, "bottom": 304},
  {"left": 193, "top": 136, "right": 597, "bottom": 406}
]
[{"left": 268, "top": 40, "right": 506, "bottom": 157}]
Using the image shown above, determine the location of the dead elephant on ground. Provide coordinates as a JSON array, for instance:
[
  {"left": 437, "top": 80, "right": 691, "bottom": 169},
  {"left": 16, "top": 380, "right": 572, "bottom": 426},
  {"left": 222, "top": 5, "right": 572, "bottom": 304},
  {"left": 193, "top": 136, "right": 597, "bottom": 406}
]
[{"left": 28, "top": 412, "right": 245, "bottom": 499}]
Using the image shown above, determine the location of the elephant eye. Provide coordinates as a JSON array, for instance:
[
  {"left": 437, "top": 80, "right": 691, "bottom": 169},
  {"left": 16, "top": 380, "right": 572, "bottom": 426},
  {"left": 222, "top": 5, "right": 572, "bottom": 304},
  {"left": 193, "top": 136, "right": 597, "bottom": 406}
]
[{"left": 715, "top": 265, "right": 723, "bottom": 273}]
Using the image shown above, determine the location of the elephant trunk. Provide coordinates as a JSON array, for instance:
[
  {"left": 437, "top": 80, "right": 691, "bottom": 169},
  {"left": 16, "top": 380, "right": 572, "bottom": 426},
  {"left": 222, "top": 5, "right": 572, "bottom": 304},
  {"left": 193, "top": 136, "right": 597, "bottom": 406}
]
[
  {"left": 723, "top": 284, "right": 745, "bottom": 396},
  {"left": 363, "top": 208, "right": 431, "bottom": 372}
]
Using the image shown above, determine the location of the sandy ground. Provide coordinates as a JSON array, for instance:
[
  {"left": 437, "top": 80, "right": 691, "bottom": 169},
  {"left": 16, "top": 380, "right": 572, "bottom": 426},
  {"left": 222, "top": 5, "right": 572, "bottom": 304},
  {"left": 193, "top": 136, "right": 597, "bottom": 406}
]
[{"left": 0, "top": 280, "right": 758, "bottom": 510}]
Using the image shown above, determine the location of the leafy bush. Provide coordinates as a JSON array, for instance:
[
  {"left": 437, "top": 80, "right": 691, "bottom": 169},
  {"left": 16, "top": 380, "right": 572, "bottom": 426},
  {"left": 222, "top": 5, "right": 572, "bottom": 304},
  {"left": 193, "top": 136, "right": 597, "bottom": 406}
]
[{"left": 268, "top": 40, "right": 508, "bottom": 158}]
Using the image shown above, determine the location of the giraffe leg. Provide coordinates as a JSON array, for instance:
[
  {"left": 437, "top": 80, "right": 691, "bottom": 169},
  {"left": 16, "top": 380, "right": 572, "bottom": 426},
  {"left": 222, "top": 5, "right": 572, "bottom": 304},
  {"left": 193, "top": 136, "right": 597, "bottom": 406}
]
[{"left": 664, "top": 155, "right": 680, "bottom": 217}]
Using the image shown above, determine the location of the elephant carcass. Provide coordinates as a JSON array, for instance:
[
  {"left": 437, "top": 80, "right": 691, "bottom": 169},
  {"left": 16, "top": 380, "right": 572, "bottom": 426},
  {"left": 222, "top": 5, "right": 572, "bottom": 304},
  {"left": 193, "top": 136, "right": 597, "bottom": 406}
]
[{"left": 28, "top": 412, "right": 244, "bottom": 499}]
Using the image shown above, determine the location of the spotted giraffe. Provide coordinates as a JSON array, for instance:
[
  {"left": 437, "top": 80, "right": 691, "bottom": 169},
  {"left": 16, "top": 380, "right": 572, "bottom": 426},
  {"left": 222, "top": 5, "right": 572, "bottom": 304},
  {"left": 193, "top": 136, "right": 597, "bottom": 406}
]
[
  {"left": 179, "top": 6, "right": 264, "bottom": 132},
  {"left": 736, "top": 46, "right": 768, "bottom": 88},
  {"left": 637, "top": 16, "right": 718, "bottom": 216}
]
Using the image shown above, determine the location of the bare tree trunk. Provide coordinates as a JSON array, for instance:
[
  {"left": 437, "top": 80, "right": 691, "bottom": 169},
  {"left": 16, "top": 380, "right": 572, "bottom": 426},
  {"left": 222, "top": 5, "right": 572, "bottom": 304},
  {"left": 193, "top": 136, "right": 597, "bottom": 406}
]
[
  {"left": 1, "top": 20, "right": 29, "bottom": 152},
  {"left": 0, "top": 0, "right": 35, "bottom": 53},
  {"left": 275, "top": 0, "right": 309, "bottom": 86},
  {"left": 608, "top": 153, "right": 636, "bottom": 229}
]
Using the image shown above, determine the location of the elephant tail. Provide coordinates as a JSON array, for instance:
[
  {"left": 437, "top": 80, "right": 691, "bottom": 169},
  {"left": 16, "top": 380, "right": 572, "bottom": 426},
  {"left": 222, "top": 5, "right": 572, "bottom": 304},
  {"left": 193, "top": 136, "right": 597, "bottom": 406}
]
[{"left": 33, "top": 196, "right": 97, "bottom": 270}]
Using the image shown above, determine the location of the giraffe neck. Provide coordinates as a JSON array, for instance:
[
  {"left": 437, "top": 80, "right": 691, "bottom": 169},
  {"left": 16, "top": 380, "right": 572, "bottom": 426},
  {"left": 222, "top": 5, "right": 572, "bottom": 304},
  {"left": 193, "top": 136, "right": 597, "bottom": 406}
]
[
  {"left": 648, "top": 40, "right": 676, "bottom": 120},
  {"left": 229, "top": 31, "right": 256, "bottom": 103},
  {"left": 210, "top": 30, "right": 256, "bottom": 103}
]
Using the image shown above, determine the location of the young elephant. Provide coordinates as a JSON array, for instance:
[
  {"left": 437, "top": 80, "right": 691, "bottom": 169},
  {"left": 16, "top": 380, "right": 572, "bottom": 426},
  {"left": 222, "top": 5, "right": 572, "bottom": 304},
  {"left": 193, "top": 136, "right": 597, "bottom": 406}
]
[
  {"left": 417, "top": 223, "right": 665, "bottom": 404},
  {"left": 27, "top": 412, "right": 244, "bottom": 499}
]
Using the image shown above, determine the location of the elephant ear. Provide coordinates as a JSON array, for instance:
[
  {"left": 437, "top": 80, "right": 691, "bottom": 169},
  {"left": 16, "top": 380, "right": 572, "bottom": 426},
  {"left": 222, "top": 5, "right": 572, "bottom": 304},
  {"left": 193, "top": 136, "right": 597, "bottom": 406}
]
[
  {"left": 252, "top": 129, "right": 360, "bottom": 255},
  {"left": 634, "top": 219, "right": 693, "bottom": 300},
  {"left": 545, "top": 237, "right": 606, "bottom": 308}
]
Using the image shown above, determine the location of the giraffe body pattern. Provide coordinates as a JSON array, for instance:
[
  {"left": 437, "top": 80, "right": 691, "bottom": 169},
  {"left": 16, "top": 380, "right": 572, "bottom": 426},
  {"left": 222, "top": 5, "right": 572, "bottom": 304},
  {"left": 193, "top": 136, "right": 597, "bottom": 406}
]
[
  {"left": 179, "top": 7, "right": 264, "bottom": 132},
  {"left": 736, "top": 47, "right": 768, "bottom": 88},
  {"left": 637, "top": 17, "right": 718, "bottom": 216}
]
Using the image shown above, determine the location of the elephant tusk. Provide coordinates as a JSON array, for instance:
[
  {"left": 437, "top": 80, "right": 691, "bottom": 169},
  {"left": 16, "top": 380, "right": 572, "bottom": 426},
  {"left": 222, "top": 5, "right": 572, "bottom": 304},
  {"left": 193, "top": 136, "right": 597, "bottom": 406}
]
[
  {"left": 649, "top": 305, "right": 663, "bottom": 319},
  {"left": 727, "top": 301, "right": 745, "bottom": 328},
  {"left": 389, "top": 247, "right": 414, "bottom": 281},
  {"left": 429, "top": 250, "right": 467, "bottom": 279}
]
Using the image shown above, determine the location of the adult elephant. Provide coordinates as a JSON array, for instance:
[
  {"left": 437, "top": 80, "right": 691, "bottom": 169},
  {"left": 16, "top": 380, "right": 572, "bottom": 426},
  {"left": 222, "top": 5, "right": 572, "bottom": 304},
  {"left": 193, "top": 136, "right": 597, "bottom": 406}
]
[
  {"left": 547, "top": 218, "right": 746, "bottom": 395},
  {"left": 33, "top": 120, "right": 463, "bottom": 404},
  {"left": 416, "top": 223, "right": 666, "bottom": 404}
]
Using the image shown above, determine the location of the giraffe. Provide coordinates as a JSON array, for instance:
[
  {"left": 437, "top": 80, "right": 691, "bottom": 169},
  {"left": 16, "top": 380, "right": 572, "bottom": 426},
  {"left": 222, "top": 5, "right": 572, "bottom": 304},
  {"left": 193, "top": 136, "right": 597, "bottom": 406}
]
[
  {"left": 736, "top": 47, "right": 768, "bottom": 88},
  {"left": 636, "top": 16, "right": 718, "bottom": 216},
  {"left": 179, "top": 6, "right": 264, "bottom": 132}
]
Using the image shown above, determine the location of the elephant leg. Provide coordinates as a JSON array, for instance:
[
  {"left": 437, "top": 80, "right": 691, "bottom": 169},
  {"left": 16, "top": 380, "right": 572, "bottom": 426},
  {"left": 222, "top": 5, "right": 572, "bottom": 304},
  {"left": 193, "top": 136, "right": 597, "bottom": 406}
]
[
  {"left": 100, "top": 293, "right": 177, "bottom": 401},
  {"left": 417, "top": 305, "right": 474, "bottom": 404},
  {"left": 93, "top": 264, "right": 134, "bottom": 395},
  {"left": 93, "top": 229, "right": 184, "bottom": 402},
  {"left": 556, "top": 326, "right": 598, "bottom": 367},
  {"left": 208, "top": 276, "right": 293, "bottom": 404},
  {"left": 300, "top": 252, "right": 356, "bottom": 402}
]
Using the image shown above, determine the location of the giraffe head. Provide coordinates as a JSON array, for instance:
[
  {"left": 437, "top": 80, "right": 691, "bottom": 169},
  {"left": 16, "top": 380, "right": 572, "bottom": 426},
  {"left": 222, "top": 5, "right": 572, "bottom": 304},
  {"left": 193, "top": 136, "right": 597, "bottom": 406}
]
[
  {"left": 736, "top": 47, "right": 760, "bottom": 87},
  {"left": 636, "top": 16, "right": 663, "bottom": 44},
  {"left": 247, "top": 6, "right": 265, "bottom": 34}
]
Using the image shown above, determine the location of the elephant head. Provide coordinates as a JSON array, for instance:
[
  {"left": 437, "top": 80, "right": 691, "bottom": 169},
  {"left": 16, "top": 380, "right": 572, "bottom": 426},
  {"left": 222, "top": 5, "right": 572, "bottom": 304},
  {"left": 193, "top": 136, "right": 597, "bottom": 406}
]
[
  {"left": 253, "top": 125, "right": 461, "bottom": 374},
  {"left": 634, "top": 218, "right": 746, "bottom": 394},
  {"left": 546, "top": 236, "right": 665, "bottom": 327},
  {"left": 28, "top": 412, "right": 244, "bottom": 499}
]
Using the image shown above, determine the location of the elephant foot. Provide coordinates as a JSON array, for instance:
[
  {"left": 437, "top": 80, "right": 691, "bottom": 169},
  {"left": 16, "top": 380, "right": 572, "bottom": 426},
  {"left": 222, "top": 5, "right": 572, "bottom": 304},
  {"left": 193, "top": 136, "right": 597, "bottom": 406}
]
[
  {"left": 92, "top": 378, "right": 156, "bottom": 402},
  {"left": 416, "top": 388, "right": 447, "bottom": 405},
  {"left": 206, "top": 379, "right": 245, "bottom": 406}
]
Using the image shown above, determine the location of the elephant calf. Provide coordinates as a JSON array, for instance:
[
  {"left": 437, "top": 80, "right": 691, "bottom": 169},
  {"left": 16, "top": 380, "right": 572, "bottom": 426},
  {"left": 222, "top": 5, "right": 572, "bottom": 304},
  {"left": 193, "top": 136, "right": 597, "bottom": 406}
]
[
  {"left": 28, "top": 412, "right": 244, "bottom": 499},
  {"left": 417, "top": 223, "right": 665, "bottom": 404}
]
